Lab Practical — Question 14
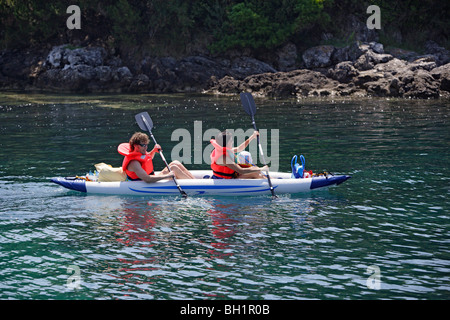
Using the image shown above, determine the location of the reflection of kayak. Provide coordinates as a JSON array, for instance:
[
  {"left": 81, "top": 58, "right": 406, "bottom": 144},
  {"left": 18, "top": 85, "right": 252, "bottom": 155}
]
[{"left": 51, "top": 170, "right": 351, "bottom": 196}]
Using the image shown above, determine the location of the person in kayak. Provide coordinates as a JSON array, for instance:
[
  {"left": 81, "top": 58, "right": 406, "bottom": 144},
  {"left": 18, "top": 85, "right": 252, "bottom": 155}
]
[
  {"left": 210, "top": 130, "right": 268, "bottom": 179},
  {"left": 121, "top": 132, "right": 194, "bottom": 182}
]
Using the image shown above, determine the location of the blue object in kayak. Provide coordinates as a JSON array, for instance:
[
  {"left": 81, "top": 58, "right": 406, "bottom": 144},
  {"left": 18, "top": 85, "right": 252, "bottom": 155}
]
[{"left": 291, "top": 155, "right": 305, "bottom": 178}]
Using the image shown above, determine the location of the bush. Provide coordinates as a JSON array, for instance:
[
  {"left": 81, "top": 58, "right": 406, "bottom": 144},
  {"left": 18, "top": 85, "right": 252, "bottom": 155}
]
[
  {"left": 0, "top": 0, "right": 447, "bottom": 54},
  {"left": 210, "top": 0, "right": 330, "bottom": 53}
]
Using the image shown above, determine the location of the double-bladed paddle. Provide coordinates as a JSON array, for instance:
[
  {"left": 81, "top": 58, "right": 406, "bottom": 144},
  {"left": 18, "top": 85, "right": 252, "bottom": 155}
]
[
  {"left": 135, "top": 112, "right": 188, "bottom": 198},
  {"left": 240, "top": 92, "right": 278, "bottom": 199}
]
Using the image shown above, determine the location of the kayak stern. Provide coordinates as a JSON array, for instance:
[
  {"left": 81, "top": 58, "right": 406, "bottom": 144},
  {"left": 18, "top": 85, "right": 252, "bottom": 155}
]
[{"left": 51, "top": 177, "right": 87, "bottom": 193}]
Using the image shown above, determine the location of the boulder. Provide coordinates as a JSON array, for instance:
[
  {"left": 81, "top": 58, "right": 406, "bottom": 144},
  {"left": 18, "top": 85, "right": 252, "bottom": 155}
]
[
  {"left": 275, "top": 42, "right": 298, "bottom": 71},
  {"left": 328, "top": 61, "right": 359, "bottom": 83},
  {"left": 369, "top": 41, "right": 384, "bottom": 54},
  {"left": 354, "top": 50, "right": 393, "bottom": 71},
  {"left": 302, "top": 45, "right": 335, "bottom": 68},
  {"left": 425, "top": 41, "right": 450, "bottom": 66},
  {"left": 209, "top": 69, "right": 341, "bottom": 98},
  {"left": 46, "top": 45, "right": 106, "bottom": 69},
  {"left": 229, "top": 57, "right": 277, "bottom": 79},
  {"left": 403, "top": 69, "right": 440, "bottom": 98},
  {"left": 431, "top": 63, "right": 450, "bottom": 92},
  {"left": 36, "top": 45, "right": 133, "bottom": 92}
]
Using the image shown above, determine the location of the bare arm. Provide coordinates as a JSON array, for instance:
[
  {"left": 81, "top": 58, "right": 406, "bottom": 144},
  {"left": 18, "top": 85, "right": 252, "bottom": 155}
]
[
  {"left": 128, "top": 160, "right": 173, "bottom": 183},
  {"left": 216, "top": 154, "right": 267, "bottom": 175},
  {"left": 232, "top": 131, "right": 259, "bottom": 153},
  {"left": 149, "top": 144, "right": 161, "bottom": 159}
]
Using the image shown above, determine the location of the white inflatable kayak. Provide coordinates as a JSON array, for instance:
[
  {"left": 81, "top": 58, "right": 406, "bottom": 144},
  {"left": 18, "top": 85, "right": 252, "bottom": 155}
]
[{"left": 51, "top": 170, "right": 351, "bottom": 196}]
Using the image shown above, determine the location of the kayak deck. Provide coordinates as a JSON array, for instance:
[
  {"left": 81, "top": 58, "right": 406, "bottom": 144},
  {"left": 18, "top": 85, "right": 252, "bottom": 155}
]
[{"left": 51, "top": 170, "right": 351, "bottom": 196}]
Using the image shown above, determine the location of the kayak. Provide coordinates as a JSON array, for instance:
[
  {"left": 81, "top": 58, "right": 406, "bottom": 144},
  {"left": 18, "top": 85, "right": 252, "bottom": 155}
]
[{"left": 51, "top": 170, "right": 351, "bottom": 196}]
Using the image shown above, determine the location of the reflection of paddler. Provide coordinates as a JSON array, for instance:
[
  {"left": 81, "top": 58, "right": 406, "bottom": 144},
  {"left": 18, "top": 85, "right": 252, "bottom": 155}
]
[
  {"left": 119, "top": 132, "right": 194, "bottom": 182},
  {"left": 208, "top": 204, "right": 239, "bottom": 259},
  {"left": 210, "top": 130, "right": 268, "bottom": 179}
]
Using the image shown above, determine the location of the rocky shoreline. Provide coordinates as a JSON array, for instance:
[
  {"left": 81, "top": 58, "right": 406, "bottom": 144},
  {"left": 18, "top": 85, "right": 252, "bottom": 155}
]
[{"left": 1, "top": 41, "right": 449, "bottom": 99}]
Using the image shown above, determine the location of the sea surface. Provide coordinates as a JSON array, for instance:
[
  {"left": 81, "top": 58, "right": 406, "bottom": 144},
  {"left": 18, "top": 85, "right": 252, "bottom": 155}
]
[{"left": 0, "top": 92, "right": 448, "bottom": 300}]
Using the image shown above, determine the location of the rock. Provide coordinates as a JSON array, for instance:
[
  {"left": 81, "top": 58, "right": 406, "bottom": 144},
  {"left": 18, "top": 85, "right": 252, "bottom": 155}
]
[
  {"left": 354, "top": 70, "right": 384, "bottom": 86},
  {"left": 354, "top": 53, "right": 375, "bottom": 71},
  {"left": 229, "top": 57, "right": 277, "bottom": 79},
  {"left": 117, "top": 66, "right": 133, "bottom": 79},
  {"left": 328, "top": 61, "right": 359, "bottom": 83},
  {"left": 387, "top": 77, "right": 402, "bottom": 97},
  {"left": 431, "top": 63, "right": 450, "bottom": 92},
  {"left": 346, "top": 15, "right": 379, "bottom": 43},
  {"left": 302, "top": 45, "right": 335, "bottom": 68},
  {"left": 354, "top": 49, "right": 393, "bottom": 71},
  {"left": 207, "top": 44, "right": 447, "bottom": 99},
  {"left": 95, "top": 66, "right": 113, "bottom": 83},
  {"left": 37, "top": 65, "right": 95, "bottom": 91},
  {"left": 35, "top": 45, "right": 133, "bottom": 92},
  {"left": 1, "top": 40, "right": 448, "bottom": 99},
  {"left": 129, "top": 74, "right": 151, "bottom": 92},
  {"left": 408, "top": 57, "right": 437, "bottom": 72},
  {"left": 369, "top": 41, "right": 384, "bottom": 54},
  {"left": 387, "top": 47, "right": 420, "bottom": 62},
  {"left": 275, "top": 42, "right": 298, "bottom": 71},
  {"left": 176, "top": 55, "right": 228, "bottom": 90},
  {"left": 425, "top": 41, "right": 450, "bottom": 66},
  {"left": 209, "top": 75, "right": 242, "bottom": 94},
  {"left": 139, "top": 54, "right": 275, "bottom": 92},
  {"left": 403, "top": 69, "right": 440, "bottom": 98},
  {"left": 347, "top": 42, "right": 367, "bottom": 61},
  {"left": 0, "top": 49, "right": 45, "bottom": 85},
  {"left": 209, "top": 69, "right": 341, "bottom": 98},
  {"left": 46, "top": 45, "right": 105, "bottom": 69},
  {"left": 331, "top": 47, "right": 350, "bottom": 64}
]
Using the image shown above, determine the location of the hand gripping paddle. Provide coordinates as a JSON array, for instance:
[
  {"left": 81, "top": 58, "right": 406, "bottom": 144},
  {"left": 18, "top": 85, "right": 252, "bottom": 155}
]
[
  {"left": 135, "top": 112, "right": 188, "bottom": 198},
  {"left": 240, "top": 93, "right": 277, "bottom": 199}
]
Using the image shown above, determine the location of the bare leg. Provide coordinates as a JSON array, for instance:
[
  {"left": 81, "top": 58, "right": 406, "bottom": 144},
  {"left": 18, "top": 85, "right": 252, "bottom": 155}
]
[
  {"left": 238, "top": 172, "right": 266, "bottom": 179},
  {"left": 161, "top": 160, "right": 195, "bottom": 179}
]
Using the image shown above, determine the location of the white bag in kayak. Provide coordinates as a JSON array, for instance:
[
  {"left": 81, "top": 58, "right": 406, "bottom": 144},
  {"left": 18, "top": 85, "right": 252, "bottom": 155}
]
[{"left": 95, "top": 163, "right": 126, "bottom": 182}]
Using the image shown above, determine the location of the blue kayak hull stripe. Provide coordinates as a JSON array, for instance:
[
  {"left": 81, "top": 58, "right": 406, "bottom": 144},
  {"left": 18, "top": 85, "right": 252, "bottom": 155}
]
[{"left": 129, "top": 185, "right": 278, "bottom": 194}]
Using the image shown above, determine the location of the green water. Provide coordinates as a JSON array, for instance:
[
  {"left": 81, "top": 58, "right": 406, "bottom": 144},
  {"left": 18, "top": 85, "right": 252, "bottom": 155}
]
[{"left": 0, "top": 92, "right": 448, "bottom": 300}]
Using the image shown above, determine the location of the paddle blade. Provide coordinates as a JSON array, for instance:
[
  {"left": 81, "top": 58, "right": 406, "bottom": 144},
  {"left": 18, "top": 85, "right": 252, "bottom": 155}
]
[
  {"left": 240, "top": 92, "right": 256, "bottom": 116},
  {"left": 135, "top": 112, "right": 154, "bottom": 132}
]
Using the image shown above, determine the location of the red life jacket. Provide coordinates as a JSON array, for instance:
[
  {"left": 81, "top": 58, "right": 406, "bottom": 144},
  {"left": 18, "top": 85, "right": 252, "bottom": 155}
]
[
  {"left": 118, "top": 143, "right": 154, "bottom": 180},
  {"left": 210, "top": 139, "right": 237, "bottom": 179}
]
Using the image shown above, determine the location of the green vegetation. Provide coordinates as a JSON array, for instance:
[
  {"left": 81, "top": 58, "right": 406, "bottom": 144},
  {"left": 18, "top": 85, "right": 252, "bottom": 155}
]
[
  {"left": 209, "top": 0, "right": 330, "bottom": 53},
  {"left": 0, "top": 0, "right": 448, "bottom": 55}
]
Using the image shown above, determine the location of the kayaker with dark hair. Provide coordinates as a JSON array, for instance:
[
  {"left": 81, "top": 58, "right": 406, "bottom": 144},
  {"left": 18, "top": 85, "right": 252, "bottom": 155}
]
[
  {"left": 210, "top": 130, "right": 268, "bottom": 179},
  {"left": 119, "top": 132, "right": 194, "bottom": 182}
]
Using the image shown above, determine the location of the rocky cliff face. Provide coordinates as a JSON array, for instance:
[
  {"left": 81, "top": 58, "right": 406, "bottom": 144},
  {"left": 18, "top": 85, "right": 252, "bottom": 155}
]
[
  {"left": 208, "top": 41, "right": 450, "bottom": 99},
  {"left": 1, "top": 41, "right": 449, "bottom": 99}
]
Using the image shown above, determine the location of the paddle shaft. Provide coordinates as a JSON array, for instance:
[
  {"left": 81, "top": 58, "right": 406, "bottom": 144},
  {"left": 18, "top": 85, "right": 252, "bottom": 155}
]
[
  {"left": 250, "top": 116, "right": 277, "bottom": 198},
  {"left": 140, "top": 115, "right": 187, "bottom": 198}
]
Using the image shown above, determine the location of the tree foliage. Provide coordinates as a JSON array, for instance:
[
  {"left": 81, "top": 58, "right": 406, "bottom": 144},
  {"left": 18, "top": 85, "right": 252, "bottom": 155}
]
[
  {"left": 0, "top": 0, "right": 448, "bottom": 53},
  {"left": 209, "top": 0, "right": 331, "bottom": 52}
]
